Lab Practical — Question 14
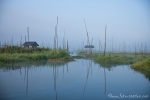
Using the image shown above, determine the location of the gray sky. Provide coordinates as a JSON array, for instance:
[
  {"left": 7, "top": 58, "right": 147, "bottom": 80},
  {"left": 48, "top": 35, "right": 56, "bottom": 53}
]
[{"left": 0, "top": 0, "right": 150, "bottom": 52}]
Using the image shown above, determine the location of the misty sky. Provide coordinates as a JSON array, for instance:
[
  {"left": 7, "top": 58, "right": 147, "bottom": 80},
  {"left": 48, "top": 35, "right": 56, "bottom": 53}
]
[{"left": 0, "top": 0, "right": 150, "bottom": 52}]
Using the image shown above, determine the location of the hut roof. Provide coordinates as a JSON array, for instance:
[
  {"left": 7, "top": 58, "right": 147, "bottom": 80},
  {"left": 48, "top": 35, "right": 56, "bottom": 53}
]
[
  {"left": 84, "top": 45, "right": 94, "bottom": 48},
  {"left": 23, "top": 42, "right": 39, "bottom": 46}
]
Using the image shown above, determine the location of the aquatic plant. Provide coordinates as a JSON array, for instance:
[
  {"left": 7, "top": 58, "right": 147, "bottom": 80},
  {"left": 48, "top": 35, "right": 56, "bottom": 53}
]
[
  {"left": 0, "top": 48, "right": 72, "bottom": 64},
  {"left": 131, "top": 58, "right": 150, "bottom": 81}
]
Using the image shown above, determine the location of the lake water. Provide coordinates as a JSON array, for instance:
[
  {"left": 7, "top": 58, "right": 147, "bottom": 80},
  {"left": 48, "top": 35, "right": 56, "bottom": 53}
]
[{"left": 0, "top": 59, "right": 150, "bottom": 100}]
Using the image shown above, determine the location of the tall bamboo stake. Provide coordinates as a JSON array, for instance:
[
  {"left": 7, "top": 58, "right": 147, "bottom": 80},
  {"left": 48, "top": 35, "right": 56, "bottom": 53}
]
[
  {"left": 54, "top": 25, "right": 57, "bottom": 50},
  {"left": 144, "top": 43, "right": 147, "bottom": 54},
  {"left": 12, "top": 35, "right": 13, "bottom": 46},
  {"left": 63, "top": 29, "right": 65, "bottom": 50},
  {"left": 98, "top": 35, "right": 100, "bottom": 53},
  {"left": 27, "top": 27, "right": 29, "bottom": 43},
  {"left": 112, "top": 36, "right": 113, "bottom": 53},
  {"left": 104, "top": 25, "right": 107, "bottom": 56},
  {"left": 83, "top": 18, "right": 90, "bottom": 46},
  {"left": 54, "top": 16, "right": 58, "bottom": 50},
  {"left": 54, "top": 36, "right": 56, "bottom": 51},
  {"left": 91, "top": 38, "right": 93, "bottom": 54},
  {"left": 83, "top": 18, "right": 91, "bottom": 54},
  {"left": 56, "top": 26, "right": 58, "bottom": 49},
  {"left": 20, "top": 36, "right": 22, "bottom": 47},
  {"left": 67, "top": 40, "right": 68, "bottom": 51}
]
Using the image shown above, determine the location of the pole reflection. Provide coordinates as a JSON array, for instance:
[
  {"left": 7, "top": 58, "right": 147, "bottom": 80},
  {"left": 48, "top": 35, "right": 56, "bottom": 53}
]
[
  {"left": 104, "top": 67, "right": 106, "bottom": 94},
  {"left": 53, "top": 64, "right": 58, "bottom": 100},
  {"left": 24, "top": 66, "right": 29, "bottom": 94},
  {"left": 53, "top": 65, "right": 57, "bottom": 92},
  {"left": 83, "top": 59, "right": 92, "bottom": 96}
]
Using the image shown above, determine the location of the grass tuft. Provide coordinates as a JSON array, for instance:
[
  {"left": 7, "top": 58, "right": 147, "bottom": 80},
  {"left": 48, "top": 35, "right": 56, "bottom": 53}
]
[{"left": 131, "top": 58, "right": 150, "bottom": 81}]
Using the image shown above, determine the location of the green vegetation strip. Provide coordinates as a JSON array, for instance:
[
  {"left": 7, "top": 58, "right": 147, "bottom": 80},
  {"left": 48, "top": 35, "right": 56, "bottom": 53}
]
[
  {"left": 0, "top": 49, "right": 73, "bottom": 64},
  {"left": 92, "top": 54, "right": 148, "bottom": 65},
  {"left": 131, "top": 58, "right": 150, "bottom": 81}
]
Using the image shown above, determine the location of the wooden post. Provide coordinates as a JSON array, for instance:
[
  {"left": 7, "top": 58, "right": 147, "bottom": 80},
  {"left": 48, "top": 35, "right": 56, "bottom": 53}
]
[
  {"left": 12, "top": 35, "right": 13, "bottom": 46},
  {"left": 98, "top": 35, "right": 101, "bottom": 53},
  {"left": 104, "top": 25, "right": 107, "bottom": 56},
  {"left": 56, "top": 16, "right": 58, "bottom": 49},
  {"left": 67, "top": 40, "right": 68, "bottom": 51},
  {"left": 112, "top": 36, "right": 113, "bottom": 53},
  {"left": 54, "top": 36, "right": 56, "bottom": 51},
  {"left": 27, "top": 27, "right": 29, "bottom": 43},
  {"left": 27, "top": 27, "right": 29, "bottom": 48},
  {"left": 83, "top": 18, "right": 91, "bottom": 54}
]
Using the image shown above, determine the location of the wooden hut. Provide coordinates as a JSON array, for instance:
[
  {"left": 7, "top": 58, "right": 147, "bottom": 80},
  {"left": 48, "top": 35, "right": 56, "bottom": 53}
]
[
  {"left": 84, "top": 45, "right": 94, "bottom": 48},
  {"left": 23, "top": 42, "right": 39, "bottom": 48}
]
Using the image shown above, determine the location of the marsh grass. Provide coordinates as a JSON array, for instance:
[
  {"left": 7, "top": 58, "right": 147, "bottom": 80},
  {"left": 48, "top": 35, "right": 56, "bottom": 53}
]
[
  {"left": 80, "top": 53, "right": 149, "bottom": 65},
  {"left": 131, "top": 58, "right": 150, "bottom": 71},
  {"left": 131, "top": 58, "right": 150, "bottom": 81},
  {"left": 78, "top": 52, "right": 149, "bottom": 67},
  {"left": 0, "top": 48, "right": 72, "bottom": 64}
]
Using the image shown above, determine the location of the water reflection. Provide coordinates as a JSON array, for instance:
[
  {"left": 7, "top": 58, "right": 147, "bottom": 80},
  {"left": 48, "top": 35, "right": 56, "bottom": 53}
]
[
  {"left": 0, "top": 59, "right": 149, "bottom": 100},
  {"left": 52, "top": 62, "right": 69, "bottom": 100},
  {"left": 23, "top": 66, "right": 29, "bottom": 94},
  {"left": 53, "top": 65, "right": 57, "bottom": 99},
  {"left": 0, "top": 61, "right": 67, "bottom": 70},
  {"left": 0, "top": 61, "right": 68, "bottom": 98},
  {"left": 83, "top": 59, "right": 92, "bottom": 96},
  {"left": 104, "top": 67, "right": 106, "bottom": 94},
  {"left": 26, "top": 67, "right": 29, "bottom": 94},
  {"left": 83, "top": 59, "right": 107, "bottom": 96}
]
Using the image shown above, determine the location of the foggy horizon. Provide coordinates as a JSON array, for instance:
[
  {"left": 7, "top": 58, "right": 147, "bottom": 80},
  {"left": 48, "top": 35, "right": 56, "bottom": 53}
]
[{"left": 0, "top": 0, "right": 150, "bottom": 52}]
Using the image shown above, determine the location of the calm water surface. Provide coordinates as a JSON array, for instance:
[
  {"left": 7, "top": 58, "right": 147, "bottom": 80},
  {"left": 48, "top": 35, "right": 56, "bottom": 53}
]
[{"left": 0, "top": 59, "right": 150, "bottom": 100}]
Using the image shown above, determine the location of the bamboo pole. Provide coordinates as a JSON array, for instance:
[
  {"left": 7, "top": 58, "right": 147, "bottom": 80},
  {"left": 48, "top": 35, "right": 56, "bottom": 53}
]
[
  {"left": 67, "top": 40, "right": 68, "bottom": 51},
  {"left": 104, "top": 25, "right": 107, "bottom": 56},
  {"left": 83, "top": 18, "right": 90, "bottom": 46},
  {"left": 83, "top": 18, "right": 91, "bottom": 54},
  {"left": 112, "top": 36, "right": 113, "bottom": 53},
  {"left": 12, "top": 35, "right": 13, "bottom": 46},
  {"left": 98, "top": 35, "right": 100, "bottom": 53}
]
